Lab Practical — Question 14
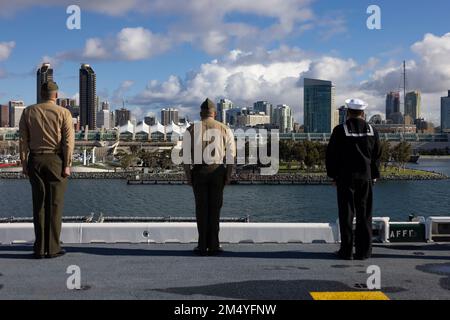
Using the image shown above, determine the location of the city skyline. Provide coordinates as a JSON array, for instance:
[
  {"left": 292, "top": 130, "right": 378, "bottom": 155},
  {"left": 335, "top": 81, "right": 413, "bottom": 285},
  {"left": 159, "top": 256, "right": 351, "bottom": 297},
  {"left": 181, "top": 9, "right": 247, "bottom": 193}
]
[
  {"left": 0, "top": 1, "right": 450, "bottom": 124},
  {"left": 0, "top": 58, "right": 445, "bottom": 133}
]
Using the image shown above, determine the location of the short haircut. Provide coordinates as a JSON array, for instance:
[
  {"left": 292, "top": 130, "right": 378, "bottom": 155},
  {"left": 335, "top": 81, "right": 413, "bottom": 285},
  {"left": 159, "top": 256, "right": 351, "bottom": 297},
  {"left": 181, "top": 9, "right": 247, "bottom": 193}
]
[
  {"left": 200, "top": 110, "right": 215, "bottom": 119},
  {"left": 41, "top": 90, "right": 57, "bottom": 100},
  {"left": 347, "top": 109, "right": 364, "bottom": 118}
]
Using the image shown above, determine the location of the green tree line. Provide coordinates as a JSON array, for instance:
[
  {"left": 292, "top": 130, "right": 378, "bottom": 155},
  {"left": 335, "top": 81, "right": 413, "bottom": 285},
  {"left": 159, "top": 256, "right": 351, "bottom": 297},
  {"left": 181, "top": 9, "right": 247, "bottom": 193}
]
[{"left": 279, "top": 140, "right": 413, "bottom": 170}]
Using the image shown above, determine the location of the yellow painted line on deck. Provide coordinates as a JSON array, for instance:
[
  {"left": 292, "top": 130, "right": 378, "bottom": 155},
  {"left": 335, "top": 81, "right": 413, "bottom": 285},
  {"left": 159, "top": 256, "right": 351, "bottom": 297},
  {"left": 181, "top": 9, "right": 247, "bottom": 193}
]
[{"left": 310, "top": 291, "right": 390, "bottom": 300}]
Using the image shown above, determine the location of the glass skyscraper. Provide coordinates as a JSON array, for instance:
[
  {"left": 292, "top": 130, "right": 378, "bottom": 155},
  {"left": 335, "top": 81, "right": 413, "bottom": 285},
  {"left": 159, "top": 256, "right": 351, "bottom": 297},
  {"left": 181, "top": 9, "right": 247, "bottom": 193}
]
[
  {"left": 386, "top": 91, "right": 400, "bottom": 123},
  {"left": 405, "top": 91, "right": 421, "bottom": 122},
  {"left": 303, "top": 78, "right": 336, "bottom": 133}
]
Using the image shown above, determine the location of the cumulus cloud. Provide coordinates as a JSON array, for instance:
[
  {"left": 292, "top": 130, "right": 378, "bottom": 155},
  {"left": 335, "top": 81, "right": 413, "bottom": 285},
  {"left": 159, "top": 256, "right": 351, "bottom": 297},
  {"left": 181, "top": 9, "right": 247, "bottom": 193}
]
[
  {"left": 0, "top": 41, "right": 15, "bottom": 61},
  {"left": 24, "top": 0, "right": 343, "bottom": 61},
  {"left": 83, "top": 38, "right": 109, "bottom": 59},
  {"left": 129, "top": 47, "right": 330, "bottom": 121},
  {"left": 116, "top": 27, "right": 171, "bottom": 60},
  {"left": 127, "top": 33, "right": 450, "bottom": 124},
  {"left": 112, "top": 80, "right": 135, "bottom": 105},
  {"left": 360, "top": 32, "right": 450, "bottom": 123}
]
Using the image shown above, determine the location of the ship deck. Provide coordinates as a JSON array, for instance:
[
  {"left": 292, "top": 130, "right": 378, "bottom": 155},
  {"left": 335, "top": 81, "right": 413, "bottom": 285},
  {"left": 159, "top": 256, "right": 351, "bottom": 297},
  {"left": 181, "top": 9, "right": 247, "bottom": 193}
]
[{"left": 1, "top": 243, "right": 449, "bottom": 300}]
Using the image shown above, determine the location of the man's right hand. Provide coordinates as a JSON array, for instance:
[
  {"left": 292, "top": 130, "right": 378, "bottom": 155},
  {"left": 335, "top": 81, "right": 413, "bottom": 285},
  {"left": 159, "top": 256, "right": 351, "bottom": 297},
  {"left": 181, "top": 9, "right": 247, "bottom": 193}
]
[{"left": 62, "top": 167, "right": 71, "bottom": 178}]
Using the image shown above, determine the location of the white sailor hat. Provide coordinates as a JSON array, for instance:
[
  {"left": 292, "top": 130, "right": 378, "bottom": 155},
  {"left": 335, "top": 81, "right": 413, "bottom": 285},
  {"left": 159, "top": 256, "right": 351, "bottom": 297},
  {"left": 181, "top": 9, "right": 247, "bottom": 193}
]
[{"left": 345, "top": 98, "right": 368, "bottom": 111}]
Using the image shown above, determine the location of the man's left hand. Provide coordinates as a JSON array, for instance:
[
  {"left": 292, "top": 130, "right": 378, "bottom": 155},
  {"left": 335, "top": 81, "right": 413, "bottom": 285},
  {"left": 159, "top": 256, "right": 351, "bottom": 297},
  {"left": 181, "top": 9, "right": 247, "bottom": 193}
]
[
  {"left": 62, "top": 167, "right": 71, "bottom": 178},
  {"left": 22, "top": 163, "right": 28, "bottom": 176}
]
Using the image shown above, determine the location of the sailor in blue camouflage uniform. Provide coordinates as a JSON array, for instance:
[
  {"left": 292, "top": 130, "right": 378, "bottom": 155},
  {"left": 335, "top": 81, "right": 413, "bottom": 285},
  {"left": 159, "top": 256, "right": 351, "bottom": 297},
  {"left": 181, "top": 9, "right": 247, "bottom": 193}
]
[{"left": 326, "top": 99, "right": 381, "bottom": 260}]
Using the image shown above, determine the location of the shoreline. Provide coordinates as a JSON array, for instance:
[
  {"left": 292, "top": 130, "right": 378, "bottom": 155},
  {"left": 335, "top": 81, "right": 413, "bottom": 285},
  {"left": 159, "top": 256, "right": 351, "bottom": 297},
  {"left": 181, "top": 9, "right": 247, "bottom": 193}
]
[
  {"left": 0, "top": 170, "right": 447, "bottom": 183},
  {"left": 419, "top": 155, "right": 450, "bottom": 159}
]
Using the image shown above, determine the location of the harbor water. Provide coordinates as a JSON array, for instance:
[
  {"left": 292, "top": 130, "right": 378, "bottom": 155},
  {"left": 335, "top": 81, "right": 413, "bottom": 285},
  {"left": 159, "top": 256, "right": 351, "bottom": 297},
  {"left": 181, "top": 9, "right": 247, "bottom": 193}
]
[{"left": 0, "top": 158, "right": 449, "bottom": 222}]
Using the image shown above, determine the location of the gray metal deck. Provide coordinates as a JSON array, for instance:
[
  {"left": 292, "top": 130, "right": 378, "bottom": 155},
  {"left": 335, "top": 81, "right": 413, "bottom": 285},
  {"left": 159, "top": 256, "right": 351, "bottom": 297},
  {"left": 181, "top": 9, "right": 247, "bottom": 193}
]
[{"left": 0, "top": 243, "right": 449, "bottom": 300}]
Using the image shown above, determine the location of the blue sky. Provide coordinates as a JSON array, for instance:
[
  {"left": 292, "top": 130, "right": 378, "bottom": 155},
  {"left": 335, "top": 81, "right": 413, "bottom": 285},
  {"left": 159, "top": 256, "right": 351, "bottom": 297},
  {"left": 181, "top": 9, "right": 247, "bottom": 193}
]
[{"left": 0, "top": 0, "right": 449, "bottom": 123}]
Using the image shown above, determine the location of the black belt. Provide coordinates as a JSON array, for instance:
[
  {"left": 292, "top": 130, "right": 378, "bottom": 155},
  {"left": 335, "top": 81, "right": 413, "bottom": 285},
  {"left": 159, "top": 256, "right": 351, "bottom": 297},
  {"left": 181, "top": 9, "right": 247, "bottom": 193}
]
[{"left": 30, "top": 150, "right": 62, "bottom": 156}]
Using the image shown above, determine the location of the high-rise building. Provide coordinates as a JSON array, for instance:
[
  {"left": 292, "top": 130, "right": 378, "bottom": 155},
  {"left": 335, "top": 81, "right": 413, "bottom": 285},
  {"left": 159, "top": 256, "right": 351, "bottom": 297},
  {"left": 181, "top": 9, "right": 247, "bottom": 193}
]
[
  {"left": 9, "top": 100, "right": 26, "bottom": 128},
  {"left": 0, "top": 105, "right": 9, "bottom": 127},
  {"left": 97, "top": 109, "right": 112, "bottom": 129},
  {"left": 303, "top": 78, "right": 336, "bottom": 133},
  {"left": 225, "top": 108, "right": 241, "bottom": 126},
  {"left": 79, "top": 63, "right": 97, "bottom": 130},
  {"left": 441, "top": 90, "right": 450, "bottom": 133},
  {"left": 236, "top": 114, "right": 270, "bottom": 127},
  {"left": 386, "top": 91, "right": 400, "bottom": 123},
  {"left": 161, "top": 108, "right": 179, "bottom": 125},
  {"left": 56, "top": 98, "right": 76, "bottom": 109},
  {"left": 273, "top": 104, "right": 294, "bottom": 133},
  {"left": 253, "top": 101, "right": 273, "bottom": 120},
  {"left": 101, "top": 101, "right": 110, "bottom": 111},
  {"left": 293, "top": 122, "right": 302, "bottom": 133},
  {"left": 36, "top": 63, "right": 53, "bottom": 104},
  {"left": 144, "top": 116, "right": 156, "bottom": 126},
  {"left": 405, "top": 91, "right": 421, "bottom": 122},
  {"left": 110, "top": 111, "right": 115, "bottom": 129},
  {"left": 217, "top": 99, "right": 233, "bottom": 124},
  {"left": 115, "top": 108, "right": 131, "bottom": 127},
  {"left": 338, "top": 106, "right": 347, "bottom": 125}
]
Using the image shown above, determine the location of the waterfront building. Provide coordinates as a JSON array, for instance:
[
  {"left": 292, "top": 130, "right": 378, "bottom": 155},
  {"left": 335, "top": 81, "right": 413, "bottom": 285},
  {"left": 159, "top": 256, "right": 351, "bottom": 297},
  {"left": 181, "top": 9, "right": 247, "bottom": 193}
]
[
  {"left": 441, "top": 90, "right": 450, "bottom": 133},
  {"left": 144, "top": 116, "right": 156, "bottom": 126},
  {"left": 338, "top": 105, "right": 347, "bottom": 125},
  {"left": 79, "top": 63, "right": 97, "bottom": 130},
  {"left": 36, "top": 63, "right": 53, "bottom": 104},
  {"left": 0, "top": 105, "right": 9, "bottom": 127},
  {"left": 115, "top": 108, "right": 131, "bottom": 127},
  {"left": 97, "top": 109, "right": 112, "bottom": 129},
  {"left": 161, "top": 108, "right": 178, "bottom": 126},
  {"left": 253, "top": 101, "right": 272, "bottom": 120},
  {"left": 303, "top": 78, "right": 337, "bottom": 133},
  {"left": 273, "top": 104, "right": 294, "bottom": 133},
  {"left": 236, "top": 113, "right": 270, "bottom": 127},
  {"left": 386, "top": 91, "right": 400, "bottom": 123},
  {"left": 56, "top": 98, "right": 76, "bottom": 109},
  {"left": 8, "top": 100, "right": 26, "bottom": 128},
  {"left": 217, "top": 99, "right": 233, "bottom": 124},
  {"left": 405, "top": 91, "right": 421, "bottom": 122}
]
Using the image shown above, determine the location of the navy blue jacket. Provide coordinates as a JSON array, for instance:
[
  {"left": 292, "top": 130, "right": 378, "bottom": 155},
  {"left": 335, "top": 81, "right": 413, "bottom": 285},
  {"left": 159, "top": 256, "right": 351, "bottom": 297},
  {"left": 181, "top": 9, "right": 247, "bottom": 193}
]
[{"left": 326, "top": 117, "right": 381, "bottom": 181}]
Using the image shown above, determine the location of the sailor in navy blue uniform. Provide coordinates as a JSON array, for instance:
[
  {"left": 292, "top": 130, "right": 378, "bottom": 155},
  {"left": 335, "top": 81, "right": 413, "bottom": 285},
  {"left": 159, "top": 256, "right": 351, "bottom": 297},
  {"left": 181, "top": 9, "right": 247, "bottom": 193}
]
[{"left": 326, "top": 99, "right": 381, "bottom": 260}]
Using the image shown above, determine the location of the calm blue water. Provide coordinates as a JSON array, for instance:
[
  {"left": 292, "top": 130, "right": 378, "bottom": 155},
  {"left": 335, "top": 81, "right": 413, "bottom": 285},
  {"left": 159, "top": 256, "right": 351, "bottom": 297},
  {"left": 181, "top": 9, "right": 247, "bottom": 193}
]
[{"left": 0, "top": 158, "right": 449, "bottom": 222}]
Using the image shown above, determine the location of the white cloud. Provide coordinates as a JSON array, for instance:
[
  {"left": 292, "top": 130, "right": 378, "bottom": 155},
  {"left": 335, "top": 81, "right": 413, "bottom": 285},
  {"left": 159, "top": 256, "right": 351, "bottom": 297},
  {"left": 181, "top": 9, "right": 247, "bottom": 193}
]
[
  {"left": 0, "top": 41, "right": 15, "bottom": 61},
  {"left": 27, "top": 0, "right": 342, "bottom": 61},
  {"left": 129, "top": 47, "right": 316, "bottom": 120},
  {"left": 83, "top": 38, "right": 109, "bottom": 59},
  {"left": 116, "top": 27, "right": 170, "bottom": 60},
  {"left": 126, "top": 31, "right": 450, "bottom": 125},
  {"left": 112, "top": 80, "right": 135, "bottom": 105},
  {"left": 360, "top": 32, "right": 450, "bottom": 123},
  {"left": 68, "top": 27, "right": 170, "bottom": 61}
]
